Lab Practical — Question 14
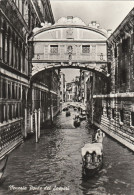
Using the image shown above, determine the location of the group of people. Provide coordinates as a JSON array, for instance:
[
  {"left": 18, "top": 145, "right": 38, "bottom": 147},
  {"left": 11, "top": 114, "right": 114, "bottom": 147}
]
[
  {"left": 74, "top": 114, "right": 80, "bottom": 121},
  {"left": 83, "top": 129, "right": 105, "bottom": 166}
]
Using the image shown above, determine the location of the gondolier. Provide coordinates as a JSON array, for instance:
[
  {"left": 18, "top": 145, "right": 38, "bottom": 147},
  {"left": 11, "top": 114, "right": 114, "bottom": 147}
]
[{"left": 95, "top": 129, "right": 105, "bottom": 143}]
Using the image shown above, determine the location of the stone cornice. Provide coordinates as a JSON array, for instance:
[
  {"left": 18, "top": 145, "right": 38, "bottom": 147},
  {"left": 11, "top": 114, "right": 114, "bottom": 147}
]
[
  {"left": 93, "top": 92, "right": 134, "bottom": 98},
  {"left": 0, "top": 9, "right": 27, "bottom": 43},
  {"left": 107, "top": 8, "right": 134, "bottom": 44},
  {"left": 8, "top": 0, "right": 29, "bottom": 33}
]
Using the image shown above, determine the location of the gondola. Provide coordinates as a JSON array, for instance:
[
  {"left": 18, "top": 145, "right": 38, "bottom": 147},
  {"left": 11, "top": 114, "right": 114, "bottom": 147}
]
[
  {"left": 79, "top": 115, "right": 86, "bottom": 120},
  {"left": 81, "top": 143, "right": 103, "bottom": 177},
  {"left": 66, "top": 111, "right": 71, "bottom": 117},
  {"left": 73, "top": 118, "right": 80, "bottom": 127},
  {"left": 0, "top": 155, "right": 8, "bottom": 180},
  {"left": 63, "top": 107, "right": 68, "bottom": 111},
  {"left": 79, "top": 109, "right": 87, "bottom": 120}
]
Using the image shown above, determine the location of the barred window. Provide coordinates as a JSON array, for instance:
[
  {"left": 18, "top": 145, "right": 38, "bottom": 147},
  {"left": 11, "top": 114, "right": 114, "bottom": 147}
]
[
  {"left": 82, "top": 45, "right": 90, "bottom": 53},
  {"left": 50, "top": 45, "right": 58, "bottom": 54},
  {"left": 122, "top": 38, "right": 129, "bottom": 53},
  {"left": 120, "top": 109, "right": 124, "bottom": 122},
  {"left": 114, "top": 46, "right": 117, "bottom": 58},
  {"left": 112, "top": 108, "right": 115, "bottom": 119},
  {"left": 131, "top": 112, "right": 134, "bottom": 126}
]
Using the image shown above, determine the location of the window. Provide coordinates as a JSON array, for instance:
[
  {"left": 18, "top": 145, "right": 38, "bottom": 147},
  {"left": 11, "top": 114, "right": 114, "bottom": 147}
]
[
  {"left": 50, "top": 45, "right": 58, "bottom": 54},
  {"left": 120, "top": 69, "right": 127, "bottom": 84},
  {"left": 2, "top": 80, "right": 6, "bottom": 99},
  {"left": 0, "top": 104, "right": 4, "bottom": 123},
  {"left": 12, "top": 83, "right": 15, "bottom": 99},
  {"left": 8, "top": 83, "right": 11, "bottom": 99},
  {"left": 131, "top": 112, "right": 134, "bottom": 126},
  {"left": 114, "top": 46, "right": 117, "bottom": 58},
  {"left": 9, "top": 104, "right": 12, "bottom": 120},
  {"left": 122, "top": 38, "right": 129, "bottom": 53},
  {"left": 82, "top": 45, "right": 90, "bottom": 54},
  {"left": 106, "top": 106, "right": 110, "bottom": 119},
  {"left": 120, "top": 109, "right": 124, "bottom": 122},
  {"left": 112, "top": 108, "right": 115, "bottom": 119}
]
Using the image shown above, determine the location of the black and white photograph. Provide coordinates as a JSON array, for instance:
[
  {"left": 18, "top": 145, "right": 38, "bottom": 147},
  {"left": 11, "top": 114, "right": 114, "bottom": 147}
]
[{"left": 0, "top": 0, "right": 134, "bottom": 194}]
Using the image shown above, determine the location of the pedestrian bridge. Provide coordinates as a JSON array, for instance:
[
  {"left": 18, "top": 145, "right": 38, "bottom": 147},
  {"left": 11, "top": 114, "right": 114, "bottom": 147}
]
[{"left": 29, "top": 17, "right": 111, "bottom": 78}]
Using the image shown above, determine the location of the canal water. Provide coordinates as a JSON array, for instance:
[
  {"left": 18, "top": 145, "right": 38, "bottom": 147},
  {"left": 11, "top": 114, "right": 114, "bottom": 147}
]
[{"left": 0, "top": 109, "right": 134, "bottom": 195}]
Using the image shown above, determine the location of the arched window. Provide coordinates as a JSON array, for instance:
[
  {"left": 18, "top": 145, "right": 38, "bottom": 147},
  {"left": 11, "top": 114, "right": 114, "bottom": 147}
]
[
  {"left": 24, "top": 0, "right": 28, "bottom": 24},
  {"left": 18, "top": 41, "right": 22, "bottom": 71},
  {"left": 8, "top": 28, "right": 13, "bottom": 66},
  {"left": 12, "top": 33, "right": 16, "bottom": 68},
  {"left": 22, "top": 45, "right": 25, "bottom": 73},
  {"left": 15, "top": 38, "right": 18, "bottom": 69},
  {"left": 2, "top": 22, "right": 6, "bottom": 61},
  {"left": 7, "top": 27, "right": 10, "bottom": 64}
]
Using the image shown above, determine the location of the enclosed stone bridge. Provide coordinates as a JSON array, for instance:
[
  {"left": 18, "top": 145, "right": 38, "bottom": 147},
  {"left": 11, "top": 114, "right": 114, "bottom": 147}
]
[{"left": 29, "top": 17, "right": 111, "bottom": 78}]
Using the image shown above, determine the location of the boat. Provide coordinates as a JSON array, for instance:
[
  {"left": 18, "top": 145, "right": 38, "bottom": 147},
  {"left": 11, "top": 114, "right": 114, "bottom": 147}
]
[
  {"left": 81, "top": 143, "right": 103, "bottom": 177},
  {"left": 79, "top": 109, "right": 87, "bottom": 120},
  {"left": 73, "top": 118, "right": 80, "bottom": 127},
  {"left": 66, "top": 111, "right": 71, "bottom": 117},
  {"left": 0, "top": 155, "right": 8, "bottom": 180},
  {"left": 79, "top": 115, "right": 86, "bottom": 120},
  {"left": 63, "top": 107, "right": 68, "bottom": 111}
]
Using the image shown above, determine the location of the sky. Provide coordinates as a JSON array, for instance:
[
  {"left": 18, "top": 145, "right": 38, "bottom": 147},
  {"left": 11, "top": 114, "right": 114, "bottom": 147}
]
[{"left": 50, "top": 0, "right": 134, "bottom": 82}]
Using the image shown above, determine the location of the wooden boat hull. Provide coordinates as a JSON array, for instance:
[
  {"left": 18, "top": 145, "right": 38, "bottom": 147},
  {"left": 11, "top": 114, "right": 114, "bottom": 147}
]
[
  {"left": 63, "top": 107, "right": 68, "bottom": 111},
  {"left": 79, "top": 115, "right": 86, "bottom": 120},
  {"left": 66, "top": 111, "right": 70, "bottom": 117},
  {"left": 83, "top": 161, "right": 103, "bottom": 177},
  {"left": 73, "top": 120, "right": 80, "bottom": 127}
]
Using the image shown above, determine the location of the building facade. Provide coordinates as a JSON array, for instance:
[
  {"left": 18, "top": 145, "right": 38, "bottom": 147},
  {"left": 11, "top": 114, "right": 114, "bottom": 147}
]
[
  {"left": 60, "top": 72, "right": 66, "bottom": 102},
  {"left": 92, "top": 8, "right": 134, "bottom": 150},
  {"left": 0, "top": 0, "right": 55, "bottom": 157}
]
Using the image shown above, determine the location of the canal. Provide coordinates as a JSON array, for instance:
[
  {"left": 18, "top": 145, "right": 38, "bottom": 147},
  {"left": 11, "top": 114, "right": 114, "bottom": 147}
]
[{"left": 1, "top": 109, "right": 134, "bottom": 195}]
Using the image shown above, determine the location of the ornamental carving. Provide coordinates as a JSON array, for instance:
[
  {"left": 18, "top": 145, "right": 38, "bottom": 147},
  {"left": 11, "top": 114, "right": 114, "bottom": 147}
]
[{"left": 66, "top": 28, "right": 73, "bottom": 39}]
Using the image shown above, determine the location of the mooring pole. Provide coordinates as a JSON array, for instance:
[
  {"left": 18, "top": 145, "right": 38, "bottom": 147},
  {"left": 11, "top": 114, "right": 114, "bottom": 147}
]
[
  {"left": 30, "top": 113, "right": 33, "bottom": 133},
  {"left": 35, "top": 109, "right": 38, "bottom": 143},
  {"left": 38, "top": 108, "right": 40, "bottom": 139},
  {"left": 24, "top": 108, "right": 27, "bottom": 138}
]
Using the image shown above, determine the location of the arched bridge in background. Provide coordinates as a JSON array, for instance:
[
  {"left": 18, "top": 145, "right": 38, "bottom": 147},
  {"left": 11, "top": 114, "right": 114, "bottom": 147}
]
[{"left": 29, "top": 17, "right": 111, "bottom": 78}]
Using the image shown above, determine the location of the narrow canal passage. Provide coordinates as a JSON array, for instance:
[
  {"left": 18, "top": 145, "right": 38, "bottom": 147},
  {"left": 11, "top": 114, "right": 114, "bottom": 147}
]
[{"left": 1, "top": 109, "right": 134, "bottom": 195}]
